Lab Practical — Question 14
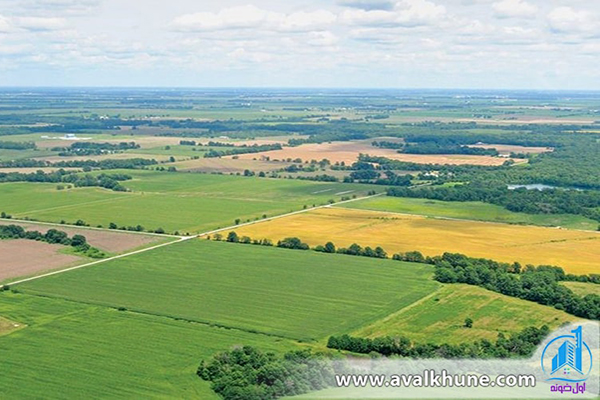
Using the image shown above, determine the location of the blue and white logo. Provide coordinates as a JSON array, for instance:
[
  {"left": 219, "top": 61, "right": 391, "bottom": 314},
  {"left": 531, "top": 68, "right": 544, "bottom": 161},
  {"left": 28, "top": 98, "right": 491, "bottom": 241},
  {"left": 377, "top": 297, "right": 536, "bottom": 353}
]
[{"left": 541, "top": 326, "right": 593, "bottom": 383}]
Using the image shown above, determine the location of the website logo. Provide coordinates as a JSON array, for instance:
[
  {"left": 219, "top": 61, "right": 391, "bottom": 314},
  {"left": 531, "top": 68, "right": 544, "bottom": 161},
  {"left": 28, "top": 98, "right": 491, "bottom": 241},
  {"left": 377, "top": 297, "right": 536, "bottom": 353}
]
[{"left": 541, "top": 326, "right": 593, "bottom": 388}]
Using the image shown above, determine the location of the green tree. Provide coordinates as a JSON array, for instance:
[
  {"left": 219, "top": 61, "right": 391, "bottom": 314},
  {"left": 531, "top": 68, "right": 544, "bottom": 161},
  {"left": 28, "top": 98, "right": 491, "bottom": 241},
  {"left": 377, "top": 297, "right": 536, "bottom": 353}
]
[
  {"left": 227, "top": 232, "right": 239, "bottom": 243},
  {"left": 324, "top": 242, "right": 336, "bottom": 253}
]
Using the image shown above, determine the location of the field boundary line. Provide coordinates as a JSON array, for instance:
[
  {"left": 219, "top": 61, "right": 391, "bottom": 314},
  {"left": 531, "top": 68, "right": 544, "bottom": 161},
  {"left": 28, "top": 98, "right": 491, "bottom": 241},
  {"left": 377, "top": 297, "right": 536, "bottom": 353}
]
[
  {"left": 2, "top": 193, "right": 384, "bottom": 288},
  {"left": 0, "top": 217, "right": 182, "bottom": 239},
  {"left": 196, "top": 192, "right": 386, "bottom": 238}
]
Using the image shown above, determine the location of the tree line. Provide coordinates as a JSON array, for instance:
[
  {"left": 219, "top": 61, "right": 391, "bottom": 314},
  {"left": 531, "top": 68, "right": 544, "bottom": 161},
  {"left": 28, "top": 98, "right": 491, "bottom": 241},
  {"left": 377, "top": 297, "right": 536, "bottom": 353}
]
[
  {"left": 51, "top": 141, "right": 139, "bottom": 156},
  {"left": 0, "top": 141, "right": 36, "bottom": 150},
  {"left": 0, "top": 170, "right": 132, "bottom": 192},
  {"left": 204, "top": 144, "right": 282, "bottom": 158},
  {"left": 0, "top": 224, "right": 105, "bottom": 258},
  {"left": 387, "top": 181, "right": 600, "bottom": 222},
  {"left": 327, "top": 325, "right": 550, "bottom": 359},
  {"left": 0, "top": 158, "right": 157, "bottom": 170}
]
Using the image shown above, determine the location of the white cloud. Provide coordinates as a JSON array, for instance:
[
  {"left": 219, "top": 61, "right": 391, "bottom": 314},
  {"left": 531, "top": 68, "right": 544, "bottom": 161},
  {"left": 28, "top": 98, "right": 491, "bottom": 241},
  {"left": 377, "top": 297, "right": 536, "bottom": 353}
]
[
  {"left": 338, "top": 1, "right": 395, "bottom": 11},
  {"left": 172, "top": 6, "right": 336, "bottom": 33},
  {"left": 547, "top": 7, "right": 597, "bottom": 35},
  {"left": 493, "top": 0, "right": 538, "bottom": 19},
  {"left": 17, "top": 0, "right": 101, "bottom": 16},
  {"left": 17, "top": 17, "right": 65, "bottom": 31},
  {"left": 0, "top": 14, "right": 12, "bottom": 32},
  {"left": 306, "top": 31, "right": 339, "bottom": 47},
  {"left": 342, "top": 0, "right": 445, "bottom": 27}
]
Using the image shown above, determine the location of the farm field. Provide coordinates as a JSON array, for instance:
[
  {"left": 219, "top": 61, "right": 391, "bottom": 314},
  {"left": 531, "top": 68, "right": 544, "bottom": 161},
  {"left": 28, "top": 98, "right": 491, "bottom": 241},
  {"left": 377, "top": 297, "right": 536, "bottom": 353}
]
[
  {"left": 341, "top": 196, "right": 599, "bottom": 230},
  {"left": 468, "top": 143, "right": 553, "bottom": 155},
  {"left": 172, "top": 157, "right": 292, "bottom": 173},
  {"left": 353, "top": 284, "right": 578, "bottom": 344},
  {"left": 0, "top": 171, "right": 378, "bottom": 233},
  {"left": 0, "top": 221, "right": 167, "bottom": 253},
  {"left": 16, "top": 239, "right": 440, "bottom": 341},
  {"left": 0, "top": 292, "right": 297, "bottom": 399},
  {"left": 230, "top": 140, "right": 517, "bottom": 165},
  {"left": 0, "top": 240, "right": 82, "bottom": 282},
  {"left": 562, "top": 282, "right": 600, "bottom": 297},
  {"left": 229, "top": 207, "right": 600, "bottom": 274}
]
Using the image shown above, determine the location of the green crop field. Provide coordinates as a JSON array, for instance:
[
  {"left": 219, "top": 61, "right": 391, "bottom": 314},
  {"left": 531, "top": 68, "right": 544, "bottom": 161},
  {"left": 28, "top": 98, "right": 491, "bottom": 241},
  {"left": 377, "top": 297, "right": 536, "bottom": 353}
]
[
  {"left": 561, "top": 282, "right": 600, "bottom": 297},
  {"left": 0, "top": 292, "right": 297, "bottom": 399},
  {"left": 17, "top": 239, "right": 439, "bottom": 341},
  {"left": 353, "top": 284, "right": 578, "bottom": 344},
  {"left": 341, "top": 196, "right": 599, "bottom": 230},
  {"left": 0, "top": 170, "right": 378, "bottom": 233}
]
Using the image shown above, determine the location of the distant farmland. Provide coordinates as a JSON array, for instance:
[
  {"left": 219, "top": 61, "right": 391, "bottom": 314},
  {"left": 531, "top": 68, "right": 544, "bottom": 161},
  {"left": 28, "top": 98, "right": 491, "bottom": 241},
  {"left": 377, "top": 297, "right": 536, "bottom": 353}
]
[
  {"left": 342, "top": 196, "right": 599, "bottom": 230},
  {"left": 0, "top": 171, "right": 377, "bottom": 234},
  {"left": 230, "top": 140, "right": 516, "bottom": 165},
  {"left": 229, "top": 207, "right": 600, "bottom": 274}
]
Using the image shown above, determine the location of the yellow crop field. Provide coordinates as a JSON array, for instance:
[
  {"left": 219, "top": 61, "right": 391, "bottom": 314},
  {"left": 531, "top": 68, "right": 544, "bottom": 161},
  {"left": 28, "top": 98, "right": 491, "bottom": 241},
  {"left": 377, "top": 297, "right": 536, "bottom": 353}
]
[{"left": 228, "top": 207, "right": 600, "bottom": 274}]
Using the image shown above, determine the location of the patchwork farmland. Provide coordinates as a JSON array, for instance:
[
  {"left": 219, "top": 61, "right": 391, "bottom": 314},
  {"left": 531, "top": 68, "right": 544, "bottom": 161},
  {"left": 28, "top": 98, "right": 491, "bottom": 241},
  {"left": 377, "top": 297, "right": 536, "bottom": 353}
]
[{"left": 0, "top": 88, "right": 598, "bottom": 399}]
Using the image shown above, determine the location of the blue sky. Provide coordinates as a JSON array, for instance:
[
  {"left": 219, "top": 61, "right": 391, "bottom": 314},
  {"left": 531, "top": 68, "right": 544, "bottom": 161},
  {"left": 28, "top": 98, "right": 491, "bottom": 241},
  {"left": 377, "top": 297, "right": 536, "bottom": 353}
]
[{"left": 0, "top": 0, "right": 598, "bottom": 89}]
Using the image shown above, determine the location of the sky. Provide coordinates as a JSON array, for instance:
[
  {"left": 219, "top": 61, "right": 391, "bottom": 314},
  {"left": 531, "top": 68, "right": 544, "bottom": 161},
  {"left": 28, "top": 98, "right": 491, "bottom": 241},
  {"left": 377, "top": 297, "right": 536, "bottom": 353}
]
[{"left": 0, "top": 0, "right": 598, "bottom": 89}]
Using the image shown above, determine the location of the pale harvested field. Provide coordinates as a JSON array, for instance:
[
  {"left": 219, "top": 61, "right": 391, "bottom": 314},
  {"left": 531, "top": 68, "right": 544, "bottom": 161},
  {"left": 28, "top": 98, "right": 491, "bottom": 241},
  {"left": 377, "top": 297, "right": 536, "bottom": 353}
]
[
  {"left": 230, "top": 140, "right": 513, "bottom": 165},
  {"left": 469, "top": 144, "right": 553, "bottom": 155},
  {"left": 0, "top": 239, "right": 82, "bottom": 281},
  {"left": 229, "top": 207, "right": 600, "bottom": 274},
  {"left": 0, "top": 222, "right": 163, "bottom": 253},
  {"left": 173, "top": 157, "right": 292, "bottom": 173}
]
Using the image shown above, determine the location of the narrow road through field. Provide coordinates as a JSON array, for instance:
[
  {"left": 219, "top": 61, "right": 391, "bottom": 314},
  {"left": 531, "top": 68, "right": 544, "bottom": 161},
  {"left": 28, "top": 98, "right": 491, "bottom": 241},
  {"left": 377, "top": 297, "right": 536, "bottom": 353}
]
[{"left": 2, "top": 192, "right": 385, "bottom": 288}]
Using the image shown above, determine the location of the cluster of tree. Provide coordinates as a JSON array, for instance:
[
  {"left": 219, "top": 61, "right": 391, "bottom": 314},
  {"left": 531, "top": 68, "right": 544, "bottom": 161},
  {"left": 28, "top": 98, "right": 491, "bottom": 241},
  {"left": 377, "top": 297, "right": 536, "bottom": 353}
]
[
  {"left": 403, "top": 142, "right": 499, "bottom": 156},
  {"left": 0, "top": 224, "right": 105, "bottom": 258},
  {"left": 317, "top": 241, "right": 388, "bottom": 258},
  {"left": 0, "top": 158, "right": 157, "bottom": 170},
  {"left": 179, "top": 140, "right": 197, "bottom": 146},
  {"left": 431, "top": 252, "right": 600, "bottom": 320},
  {"left": 295, "top": 174, "right": 339, "bottom": 182},
  {"left": 197, "top": 347, "right": 334, "bottom": 400},
  {"left": 277, "top": 237, "right": 310, "bottom": 250},
  {"left": 224, "top": 231, "right": 273, "bottom": 246},
  {"left": 206, "top": 141, "right": 237, "bottom": 147},
  {"left": 327, "top": 325, "right": 550, "bottom": 359},
  {"left": 107, "top": 222, "right": 168, "bottom": 234},
  {"left": 204, "top": 144, "right": 283, "bottom": 158},
  {"left": 52, "top": 141, "right": 139, "bottom": 156},
  {"left": 0, "top": 141, "right": 36, "bottom": 150},
  {"left": 387, "top": 181, "right": 600, "bottom": 222},
  {"left": 0, "top": 170, "right": 132, "bottom": 192},
  {"left": 372, "top": 139, "right": 499, "bottom": 156},
  {"left": 372, "top": 140, "right": 403, "bottom": 149}
]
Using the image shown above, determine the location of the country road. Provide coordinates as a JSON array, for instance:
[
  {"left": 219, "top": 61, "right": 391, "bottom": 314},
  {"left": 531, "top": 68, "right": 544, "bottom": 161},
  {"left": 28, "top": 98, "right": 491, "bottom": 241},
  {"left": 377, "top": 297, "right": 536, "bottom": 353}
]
[{"left": 2, "top": 192, "right": 385, "bottom": 288}]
